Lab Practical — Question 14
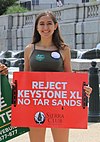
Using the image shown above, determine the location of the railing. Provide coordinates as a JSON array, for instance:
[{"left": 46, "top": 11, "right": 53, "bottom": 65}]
[
  {"left": 87, "top": 5, "right": 99, "bottom": 17},
  {"left": 23, "top": 10, "right": 62, "bottom": 26},
  {"left": 24, "top": 14, "right": 34, "bottom": 25}
]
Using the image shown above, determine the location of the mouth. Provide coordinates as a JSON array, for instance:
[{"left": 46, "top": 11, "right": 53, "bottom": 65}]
[
  {"left": 43, "top": 32, "right": 49, "bottom": 34},
  {"left": 42, "top": 30, "right": 50, "bottom": 34},
  {"left": 43, "top": 31, "right": 51, "bottom": 36}
]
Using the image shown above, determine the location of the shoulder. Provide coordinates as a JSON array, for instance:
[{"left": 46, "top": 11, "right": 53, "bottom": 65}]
[
  {"left": 61, "top": 43, "right": 71, "bottom": 53},
  {"left": 25, "top": 44, "right": 33, "bottom": 52},
  {"left": 60, "top": 43, "right": 71, "bottom": 61},
  {"left": 24, "top": 44, "right": 34, "bottom": 55},
  {"left": 24, "top": 44, "right": 34, "bottom": 59}
]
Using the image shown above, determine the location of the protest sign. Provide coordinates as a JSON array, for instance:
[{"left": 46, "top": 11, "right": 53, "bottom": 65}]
[
  {"left": 0, "top": 75, "right": 29, "bottom": 142},
  {"left": 11, "top": 72, "right": 88, "bottom": 129}
]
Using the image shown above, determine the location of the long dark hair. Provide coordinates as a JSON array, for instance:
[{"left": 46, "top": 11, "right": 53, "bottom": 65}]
[{"left": 31, "top": 11, "right": 64, "bottom": 49}]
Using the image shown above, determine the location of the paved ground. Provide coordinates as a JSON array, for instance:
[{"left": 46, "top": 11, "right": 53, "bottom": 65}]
[{"left": 9, "top": 122, "right": 100, "bottom": 142}]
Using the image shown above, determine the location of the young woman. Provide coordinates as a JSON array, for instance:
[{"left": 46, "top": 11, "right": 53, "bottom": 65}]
[
  {"left": 0, "top": 63, "right": 8, "bottom": 75},
  {"left": 24, "top": 11, "right": 92, "bottom": 142}
]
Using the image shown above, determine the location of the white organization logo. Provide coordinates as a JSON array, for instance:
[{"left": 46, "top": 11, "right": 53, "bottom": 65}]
[{"left": 34, "top": 112, "right": 45, "bottom": 124}]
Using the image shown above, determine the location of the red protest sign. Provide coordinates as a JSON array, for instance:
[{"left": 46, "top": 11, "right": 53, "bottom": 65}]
[{"left": 11, "top": 72, "right": 88, "bottom": 129}]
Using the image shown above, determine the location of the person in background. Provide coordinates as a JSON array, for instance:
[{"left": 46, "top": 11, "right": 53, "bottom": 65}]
[
  {"left": 0, "top": 63, "right": 8, "bottom": 76},
  {"left": 56, "top": 0, "right": 63, "bottom": 7},
  {"left": 24, "top": 11, "right": 92, "bottom": 142}
]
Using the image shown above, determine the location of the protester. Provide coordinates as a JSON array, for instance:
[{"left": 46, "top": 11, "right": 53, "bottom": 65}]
[
  {"left": 0, "top": 63, "right": 8, "bottom": 76},
  {"left": 24, "top": 11, "right": 92, "bottom": 142},
  {"left": 56, "top": 0, "right": 63, "bottom": 7}
]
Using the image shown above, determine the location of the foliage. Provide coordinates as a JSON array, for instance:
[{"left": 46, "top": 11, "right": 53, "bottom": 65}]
[
  {"left": 0, "top": 0, "right": 17, "bottom": 15},
  {"left": 5, "top": 5, "right": 29, "bottom": 14}
]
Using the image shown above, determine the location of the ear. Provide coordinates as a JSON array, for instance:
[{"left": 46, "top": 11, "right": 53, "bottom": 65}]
[{"left": 54, "top": 23, "right": 58, "bottom": 30}]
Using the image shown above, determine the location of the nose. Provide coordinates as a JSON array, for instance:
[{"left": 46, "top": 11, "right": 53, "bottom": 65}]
[{"left": 44, "top": 24, "right": 48, "bottom": 30}]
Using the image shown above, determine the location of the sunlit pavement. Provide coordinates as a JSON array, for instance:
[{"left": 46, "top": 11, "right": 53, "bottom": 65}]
[{"left": 9, "top": 122, "right": 100, "bottom": 142}]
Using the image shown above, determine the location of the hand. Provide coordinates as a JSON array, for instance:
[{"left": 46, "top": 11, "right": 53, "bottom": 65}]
[
  {"left": 84, "top": 86, "right": 92, "bottom": 98},
  {"left": 10, "top": 81, "right": 15, "bottom": 89},
  {"left": 0, "top": 63, "right": 8, "bottom": 76}
]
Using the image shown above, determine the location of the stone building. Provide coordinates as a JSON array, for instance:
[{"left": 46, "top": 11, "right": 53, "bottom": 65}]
[
  {"left": 18, "top": 0, "right": 92, "bottom": 10},
  {"left": 0, "top": 2, "right": 100, "bottom": 51}
]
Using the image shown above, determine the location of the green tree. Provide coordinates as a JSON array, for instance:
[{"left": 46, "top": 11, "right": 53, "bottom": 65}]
[
  {"left": 0, "top": 0, "right": 17, "bottom": 15},
  {"left": 5, "top": 5, "right": 29, "bottom": 14}
]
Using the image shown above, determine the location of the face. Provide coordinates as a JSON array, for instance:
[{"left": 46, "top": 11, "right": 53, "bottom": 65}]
[{"left": 37, "top": 15, "right": 57, "bottom": 39}]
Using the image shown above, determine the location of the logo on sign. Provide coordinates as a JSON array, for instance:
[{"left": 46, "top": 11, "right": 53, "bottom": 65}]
[{"left": 34, "top": 112, "right": 45, "bottom": 124}]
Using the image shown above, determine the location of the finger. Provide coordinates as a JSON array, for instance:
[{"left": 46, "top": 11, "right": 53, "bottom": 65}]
[
  {"left": 84, "top": 86, "right": 92, "bottom": 94},
  {"left": 0, "top": 64, "right": 6, "bottom": 70},
  {"left": 10, "top": 82, "right": 16, "bottom": 89},
  {"left": 85, "top": 90, "right": 91, "bottom": 98},
  {"left": 0, "top": 69, "right": 4, "bottom": 73},
  {"left": 0, "top": 68, "right": 8, "bottom": 75},
  {"left": 86, "top": 94, "right": 90, "bottom": 98}
]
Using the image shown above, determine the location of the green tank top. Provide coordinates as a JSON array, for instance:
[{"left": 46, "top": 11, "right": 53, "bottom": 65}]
[{"left": 30, "top": 45, "right": 64, "bottom": 72}]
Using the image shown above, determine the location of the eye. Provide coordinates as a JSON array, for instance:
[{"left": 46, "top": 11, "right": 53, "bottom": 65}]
[
  {"left": 47, "top": 22, "right": 53, "bottom": 25},
  {"left": 39, "top": 23, "right": 44, "bottom": 25},
  {"left": 39, "top": 22, "right": 45, "bottom": 25}
]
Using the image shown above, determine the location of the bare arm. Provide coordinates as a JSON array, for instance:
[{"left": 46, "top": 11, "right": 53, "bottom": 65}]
[
  {"left": 62, "top": 46, "right": 92, "bottom": 96},
  {"left": 24, "top": 44, "right": 32, "bottom": 71},
  {"left": 62, "top": 45, "right": 72, "bottom": 72}
]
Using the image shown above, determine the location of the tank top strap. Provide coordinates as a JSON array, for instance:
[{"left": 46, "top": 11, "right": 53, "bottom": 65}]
[
  {"left": 31, "top": 44, "right": 35, "bottom": 52},
  {"left": 34, "top": 44, "right": 36, "bottom": 50},
  {"left": 29, "top": 44, "right": 35, "bottom": 58}
]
